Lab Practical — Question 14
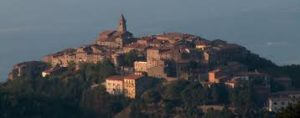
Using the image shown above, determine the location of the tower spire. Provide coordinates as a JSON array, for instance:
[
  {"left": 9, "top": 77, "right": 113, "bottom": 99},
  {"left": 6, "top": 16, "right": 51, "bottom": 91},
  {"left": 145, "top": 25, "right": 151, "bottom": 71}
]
[{"left": 117, "top": 14, "right": 127, "bottom": 33}]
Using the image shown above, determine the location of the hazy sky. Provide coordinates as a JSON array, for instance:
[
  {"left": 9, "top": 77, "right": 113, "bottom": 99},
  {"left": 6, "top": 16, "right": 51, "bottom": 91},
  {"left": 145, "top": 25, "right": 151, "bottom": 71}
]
[{"left": 1, "top": 0, "right": 300, "bottom": 81}]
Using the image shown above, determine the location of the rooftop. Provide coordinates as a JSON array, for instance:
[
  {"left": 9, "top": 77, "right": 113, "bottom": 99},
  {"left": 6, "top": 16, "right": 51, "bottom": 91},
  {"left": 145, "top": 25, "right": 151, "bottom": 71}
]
[
  {"left": 106, "top": 75, "right": 124, "bottom": 81},
  {"left": 124, "top": 74, "right": 143, "bottom": 80},
  {"left": 106, "top": 74, "right": 144, "bottom": 81}
]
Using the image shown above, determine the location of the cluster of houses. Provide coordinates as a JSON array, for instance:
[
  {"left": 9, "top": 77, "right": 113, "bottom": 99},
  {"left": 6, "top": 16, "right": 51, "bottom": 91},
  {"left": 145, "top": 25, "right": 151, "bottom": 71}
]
[{"left": 38, "top": 15, "right": 299, "bottom": 111}]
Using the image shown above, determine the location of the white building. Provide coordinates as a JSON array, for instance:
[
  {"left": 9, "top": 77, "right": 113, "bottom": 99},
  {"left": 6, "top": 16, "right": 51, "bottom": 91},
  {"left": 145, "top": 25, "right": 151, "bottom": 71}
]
[{"left": 268, "top": 91, "right": 300, "bottom": 112}]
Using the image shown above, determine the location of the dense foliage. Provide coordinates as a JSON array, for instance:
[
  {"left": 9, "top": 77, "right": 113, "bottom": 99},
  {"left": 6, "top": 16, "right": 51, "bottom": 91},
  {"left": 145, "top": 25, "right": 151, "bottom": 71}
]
[
  {"left": 119, "top": 50, "right": 146, "bottom": 67},
  {"left": 0, "top": 60, "right": 129, "bottom": 118},
  {"left": 127, "top": 80, "right": 269, "bottom": 118},
  {"left": 269, "top": 65, "right": 300, "bottom": 89},
  {"left": 1, "top": 53, "right": 300, "bottom": 118},
  {"left": 276, "top": 101, "right": 300, "bottom": 118}
]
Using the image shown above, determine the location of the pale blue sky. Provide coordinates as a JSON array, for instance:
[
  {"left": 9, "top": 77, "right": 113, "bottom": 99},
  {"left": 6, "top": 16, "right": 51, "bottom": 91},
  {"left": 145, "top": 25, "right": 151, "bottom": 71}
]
[{"left": 1, "top": 0, "right": 300, "bottom": 81}]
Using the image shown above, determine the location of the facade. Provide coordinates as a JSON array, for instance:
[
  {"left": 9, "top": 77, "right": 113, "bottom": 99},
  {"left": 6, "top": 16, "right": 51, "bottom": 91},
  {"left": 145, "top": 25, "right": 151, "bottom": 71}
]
[
  {"left": 8, "top": 61, "right": 48, "bottom": 80},
  {"left": 147, "top": 65, "right": 168, "bottom": 78},
  {"left": 111, "top": 52, "right": 125, "bottom": 67},
  {"left": 105, "top": 76, "right": 124, "bottom": 95},
  {"left": 132, "top": 48, "right": 171, "bottom": 78},
  {"left": 105, "top": 74, "right": 150, "bottom": 99},
  {"left": 43, "top": 44, "right": 111, "bottom": 67},
  {"left": 123, "top": 43, "right": 147, "bottom": 53},
  {"left": 268, "top": 91, "right": 300, "bottom": 112},
  {"left": 134, "top": 61, "right": 148, "bottom": 72},
  {"left": 208, "top": 69, "right": 225, "bottom": 83},
  {"left": 123, "top": 75, "right": 144, "bottom": 98}
]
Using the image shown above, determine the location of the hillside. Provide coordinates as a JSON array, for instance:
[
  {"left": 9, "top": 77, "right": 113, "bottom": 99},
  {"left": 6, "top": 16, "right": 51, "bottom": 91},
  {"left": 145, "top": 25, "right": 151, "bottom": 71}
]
[{"left": 1, "top": 15, "right": 300, "bottom": 118}]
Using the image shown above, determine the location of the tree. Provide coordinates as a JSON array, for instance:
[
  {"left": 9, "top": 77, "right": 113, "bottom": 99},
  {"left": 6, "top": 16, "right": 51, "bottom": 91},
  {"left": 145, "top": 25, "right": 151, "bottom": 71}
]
[
  {"left": 277, "top": 102, "right": 300, "bottom": 118},
  {"left": 162, "top": 80, "right": 190, "bottom": 101},
  {"left": 142, "top": 89, "right": 161, "bottom": 103},
  {"left": 120, "top": 50, "right": 145, "bottom": 67},
  {"left": 181, "top": 83, "right": 206, "bottom": 107},
  {"left": 0, "top": 60, "right": 126, "bottom": 118},
  {"left": 210, "top": 83, "right": 229, "bottom": 104}
]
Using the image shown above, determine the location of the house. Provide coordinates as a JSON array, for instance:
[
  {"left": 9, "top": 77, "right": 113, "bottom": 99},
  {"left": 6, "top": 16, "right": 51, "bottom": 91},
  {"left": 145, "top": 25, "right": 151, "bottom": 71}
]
[
  {"left": 105, "top": 76, "right": 124, "bottom": 95},
  {"left": 42, "top": 66, "right": 67, "bottom": 77},
  {"left": 208, "top": 62, "right": 247, "bottom": 83},
  {"left": 225, "top": 72, "right": 270, "bottom": 88},
  {"left": 132, "top": 48, "right": 172, "bottom": 78},
  {"left": 195, "top": 40, "right": 210, "bottom": 51},
  {"left": 123, "top": 74, "right": 149, "bottom": 98},
  {"left": 105, "top": 74, "right": 151, "bottom": 99},
  {"left": 134, "top": 61, "right": 148, "bottom": 72},
  {"left": 208, "top": 69, "right": 226, "bottom": 83},
  {"left": 268, "top": 91, "right": 300, "bottom": 112},
  {"left": 43, "top": 44, "right": 112, "bottom": 67}
]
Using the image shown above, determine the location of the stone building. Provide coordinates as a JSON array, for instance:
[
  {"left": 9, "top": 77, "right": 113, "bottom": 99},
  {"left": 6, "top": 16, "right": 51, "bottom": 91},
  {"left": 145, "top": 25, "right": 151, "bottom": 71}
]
[
  {"left": 105, "top": 74, "right": 151, "bottom": 99},
  {"left": 96, "top": 14, "right": 135, "bottom": 48},
  {"left": 224, "top": 72, "right": 270, "bottom": 88},
  {"left": 133, "top": 48, "right": 172, "bottom": 78},
  {"left": 155, "top": 32, "right": 200, "bottom": 44},
  {"left": 8, "top": 61, "right": 48, "bottom": 80},
  {"left": 123, "top": 43, "right": 147, "bottom": 53},
  {"left": 134, "top": 61, "right": 148, "bottom": 72},
  {"left": 208, "top": 69, "right": 225, "bottom": 83},
  {"left": 208, "top": 62, "right": 247, "bottom": 83},
  {"left": 123, "top": 74, "right": 150, "bottom": 99},
  {"left": 106, "top": 76, "right": 124, "bottom": 95},
  {"left": 43, "top": 44, "right": 113, "bottom": 67},
  {"left": 195, "top": 40, "right": 210, "bottom": 51}
]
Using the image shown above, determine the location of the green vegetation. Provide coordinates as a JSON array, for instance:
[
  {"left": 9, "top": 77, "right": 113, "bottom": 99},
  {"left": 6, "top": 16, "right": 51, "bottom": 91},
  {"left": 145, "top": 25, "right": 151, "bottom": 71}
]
[
  {"left": 1, "top": 49, "right": 300, "bottom": 118},
  {"left": 273, "top": 65, "right": 300, "bottom": 89},
  {"left": 276, "top": 102, "right": 300, "bottom": 118},
  {"left": 119, "top": 50, "right": 146, "bottom": 67},
  {"left": 0, "top": 60, "right": 129, "bottom": 118},
  {"left": 126, "top": 80, "right": 267, "bottom": 118},
  {"left": 1, "top": 60, "right": 299, "bottom": 117}
]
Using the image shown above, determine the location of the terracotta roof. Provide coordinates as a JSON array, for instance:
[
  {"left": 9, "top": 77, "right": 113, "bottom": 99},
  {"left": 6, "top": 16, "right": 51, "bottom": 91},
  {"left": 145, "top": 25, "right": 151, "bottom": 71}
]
[
  {"left": 50, "top": 48, "right": 77, "bottom": 57},
  {"left": 98, "top": 30, "right": 133, "bottom": 42},
  {"left": 124, "top": 43, "right": 147, "bottom": 49},
  {"left": 106, "top": 75, "right": 124, "bottom": 81},
  {"left": 100, "top": 30, "right": 116, "bottom": 36},
  {"left": 124, "top": 74, "right": 143, "bottom": 80}
]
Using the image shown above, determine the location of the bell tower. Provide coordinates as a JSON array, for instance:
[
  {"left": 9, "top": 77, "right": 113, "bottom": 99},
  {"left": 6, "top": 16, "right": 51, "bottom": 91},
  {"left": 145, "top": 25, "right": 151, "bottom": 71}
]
[{"left": 117, "top": 14, "right": 127, "bottom": 33}]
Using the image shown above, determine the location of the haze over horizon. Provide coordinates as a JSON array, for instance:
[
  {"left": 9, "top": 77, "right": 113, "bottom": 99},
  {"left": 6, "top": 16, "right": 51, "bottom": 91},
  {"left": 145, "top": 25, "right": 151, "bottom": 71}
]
[{"left": 1, "top": 0, "right": 300, "bottom": 81}]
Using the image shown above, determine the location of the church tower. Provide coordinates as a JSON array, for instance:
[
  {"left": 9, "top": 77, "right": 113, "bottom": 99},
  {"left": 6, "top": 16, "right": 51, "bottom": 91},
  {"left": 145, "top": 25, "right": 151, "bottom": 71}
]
[
  {"left": 96, "top": 14, "right": 134, "bottom": 48},
  {"left": 117, "top": 14, "right": 127, "bottom": 33}
]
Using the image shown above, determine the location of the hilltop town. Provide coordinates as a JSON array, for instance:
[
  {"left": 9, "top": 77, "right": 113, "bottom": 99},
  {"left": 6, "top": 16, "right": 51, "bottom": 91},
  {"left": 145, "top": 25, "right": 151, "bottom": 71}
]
[{"left": 4, "top": 15, "right": 300, "bottom": 117}]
